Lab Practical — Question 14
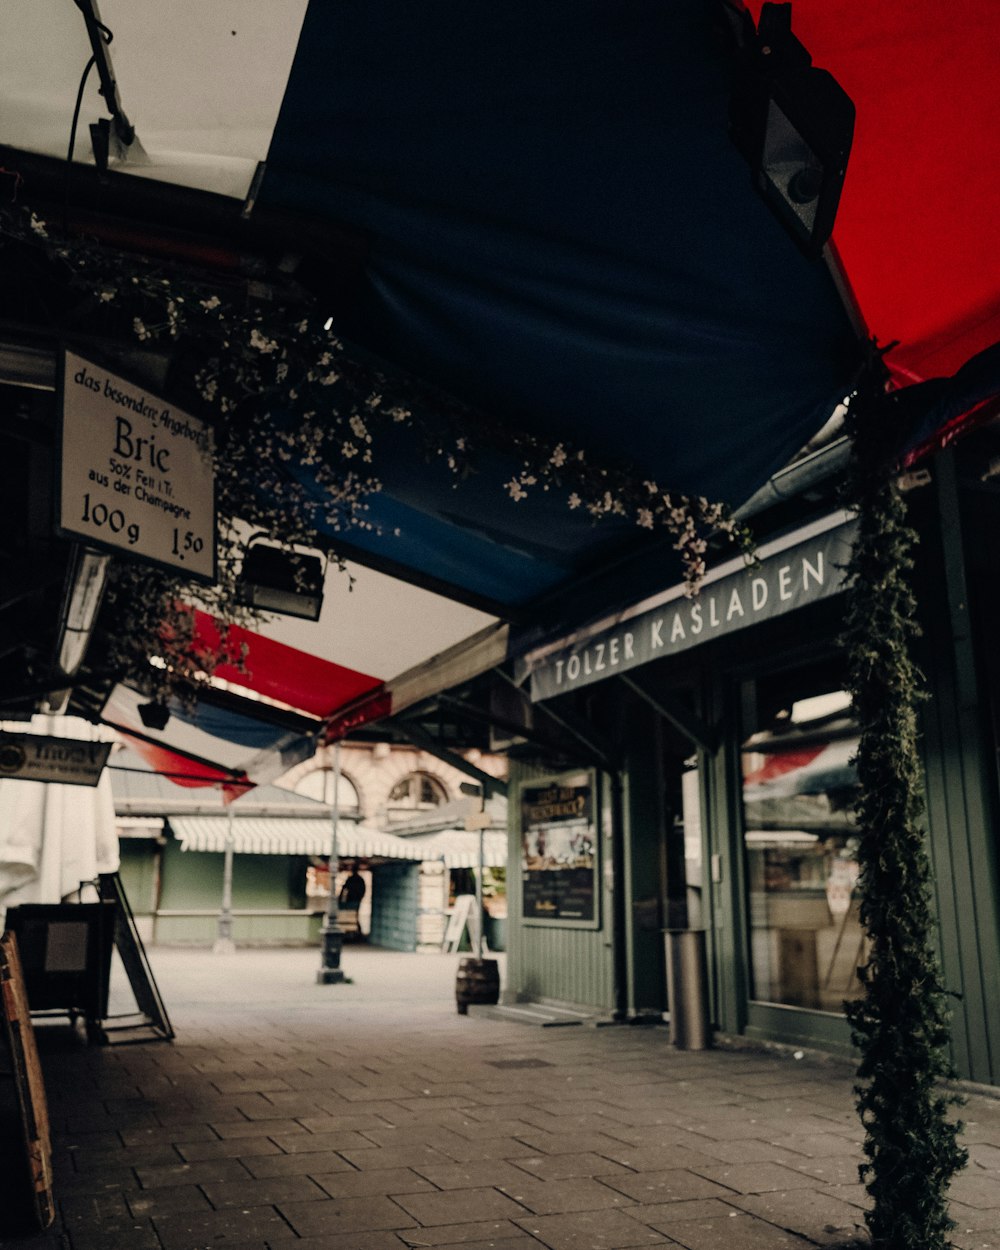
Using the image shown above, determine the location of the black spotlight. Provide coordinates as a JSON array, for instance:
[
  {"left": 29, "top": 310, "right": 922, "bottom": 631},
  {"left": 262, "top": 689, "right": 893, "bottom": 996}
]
[
  {"left": 238, "top": 540, "right": 326, "bottom": 621},
  {"left": 138, "top": 700, "right": 171, "bottom": 731},
  {"left": 730, "top": 2, "right": 855, "bottom": 257}
]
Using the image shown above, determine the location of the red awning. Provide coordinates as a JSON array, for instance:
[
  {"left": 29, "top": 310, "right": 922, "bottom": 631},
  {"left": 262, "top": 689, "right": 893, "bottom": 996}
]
[{"left": 751, "top": 1, "right": 1000, "bottom": 385}]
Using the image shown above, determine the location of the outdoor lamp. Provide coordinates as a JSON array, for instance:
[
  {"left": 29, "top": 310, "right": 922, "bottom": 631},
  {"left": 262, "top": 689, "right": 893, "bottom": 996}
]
[
  {"left": 730, "top": 2, "right": 855, "bottom": 256},
  {"left": 56, "top": 546, "right": 110, "bottom": 677},
  {"left": 137, "top": 700, "right": 171, "bottom": 731},
  {"left": 237, "top": 538, "right": 326, "bottom": 621}
]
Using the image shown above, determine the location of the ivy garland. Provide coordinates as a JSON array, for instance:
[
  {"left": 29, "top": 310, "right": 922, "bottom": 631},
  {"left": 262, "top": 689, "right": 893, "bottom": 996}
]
[
  {"left": 2, "top": 206, "right": 752, "bottom": 703},
  {"left": 842, "top": 374, "right": 967, "bottom": 1250}
]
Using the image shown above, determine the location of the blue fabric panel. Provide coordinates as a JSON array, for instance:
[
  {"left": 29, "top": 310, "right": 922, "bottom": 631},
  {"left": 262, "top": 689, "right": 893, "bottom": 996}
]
[
  {"left": 167, "top": 697, "right": 306, "bottom": 754},
  {"left": 261, "top": 0, "right": 859, "bottom": 520}
]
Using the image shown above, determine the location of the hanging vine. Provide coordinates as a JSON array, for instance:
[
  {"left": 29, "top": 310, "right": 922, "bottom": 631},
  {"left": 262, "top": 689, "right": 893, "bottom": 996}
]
[
  {"left": 842, "top": 369, "right": 967, "bottom": 1250},
  {"left": 2, "top": 205, "right": 753, "bottom": 703}
]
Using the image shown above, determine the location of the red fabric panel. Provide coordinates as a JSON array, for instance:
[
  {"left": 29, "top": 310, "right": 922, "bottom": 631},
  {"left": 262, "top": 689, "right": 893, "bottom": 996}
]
[
  {"left": 748, "top": 1, "right": 1000, "bottom": 381},
  {"left": 324, "top": 690, "right": 394, "bottom": 743},
  {"left": 117, "top": 731, "right": 253, "bottom": 804},
  {"left": 192, "top": 611, "right": 382, "bottom": 719}
]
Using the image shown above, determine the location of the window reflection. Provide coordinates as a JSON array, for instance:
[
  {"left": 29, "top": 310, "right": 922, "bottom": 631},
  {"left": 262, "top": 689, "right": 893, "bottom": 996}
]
[{"left": 742, "top": 677, "right": 867, "bottom": 1012}]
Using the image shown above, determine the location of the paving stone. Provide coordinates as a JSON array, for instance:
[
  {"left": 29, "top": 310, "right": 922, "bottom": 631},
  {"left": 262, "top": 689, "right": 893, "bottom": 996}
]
[
  {"left": 691, "top": 1163, "right": 820, "bottom": 1194},
  {"left": 393, "top": 1185, "right": 530, "bottom": 1226},
  {"left": 243, "top": 1150, "right": 356, "bottom": 1178},
  {"left": 212, "top": 1117, "right": 308, "bottom": 1139},
  {"left": 781, "top": 1155, "right": 863, "bottom": 1187},
  {"left": 513, "top": 1206, "right": 672, "bottom": 1249},
  {"left": 600, "top": 1144, "right": 720, "bottom": 1172},
  {"left": 954, "top": 1172, "right": 1000, "bottom": 1209},
  {"left": 202, "top": 1174, "right": 328, "bottom": 1207},
  {"left": 279, "top": 1194, "right": 417, "bottom": 1237},
  {"left": 313, "top": 1166, "right": 436, "bottom": 1197},
  {"left": 151, "top": 1203, "right": 291, "bottom": 1249},
  {"left": 121, "top": 1122, "right": 219, "bottom": 1146},
  {"left": 394, "top": 1221, "right": 530, "bottom": 1245},
  {"left": 631, "top": 1209, "right": 815, "bottom": 1249},
  {"left": 271, "top": 1128, "right": 374, "bottom": 1152},
  {"left": 340, "top": 1144, "right": 460, "bottom": 1171},
  {"left": 729, "top": 1189, "right": 868, "bottom": 1245},
  {"left": 126, "top": 1183, "right": 215, "bottom": 1217},
  {"left": 496, "top": 1174, "right": 634, "bottom": 1215},
  {"left": 771, "top": 1133, "right": 862, "bottom": 1158},
  {"left": 409, "top": 1160, "right": 532, "bottom": 1190},
  {"left": 176, "top": 1134, "right": 283, "bottom": 1161},
  {"left": 135, "top": 1157, "right": 252, "bottom": 1189},
  {"left": 511, "top": 1152, "right": 633, "bottom": 1181},
  {"left": 602, "top": 1169, "right": 733, "bottom": 1204},
  {"left": 501, "top": 1129, "right": 628, "bottom": 1157},
  {"left": 60, "top": 1215, "right": 163, "bottom": 1250}
]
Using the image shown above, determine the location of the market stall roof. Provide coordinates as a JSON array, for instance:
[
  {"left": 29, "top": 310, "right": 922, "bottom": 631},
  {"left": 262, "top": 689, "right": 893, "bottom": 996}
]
[
  {"left": 169, "top": 814, "right": 506, "bottom": 867},
  {"left": 2, "top": 0, "right": 999, "bottom": 769}
]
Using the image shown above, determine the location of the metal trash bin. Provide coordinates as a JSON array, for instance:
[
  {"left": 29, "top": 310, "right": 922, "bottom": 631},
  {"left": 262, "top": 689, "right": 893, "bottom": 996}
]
[{"left": 664, "top": 929, "right": 711, "bottom": 1050}]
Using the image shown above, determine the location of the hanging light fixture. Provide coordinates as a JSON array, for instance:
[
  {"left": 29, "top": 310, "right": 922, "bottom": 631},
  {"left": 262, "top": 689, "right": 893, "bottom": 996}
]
[
  {"left": 730, "top": 2, "right": 855, "bottom": 257},
  {"left": 237, "top": 537, "right": 326, "bottom": 621}
]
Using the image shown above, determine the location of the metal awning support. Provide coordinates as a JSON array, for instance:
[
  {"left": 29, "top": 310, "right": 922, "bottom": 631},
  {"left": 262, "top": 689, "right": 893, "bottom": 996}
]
[
  {"left": 394, "top": 719, "right": 508, "bottom": 798},
  {"left": 618, "top": 674, "right": 716, "bottom": 754}
]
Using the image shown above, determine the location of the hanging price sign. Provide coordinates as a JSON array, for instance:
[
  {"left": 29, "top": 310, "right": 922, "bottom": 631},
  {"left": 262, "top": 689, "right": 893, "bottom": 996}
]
[{"left": 58, "top": 349, "right": 216, "bottom": 581}]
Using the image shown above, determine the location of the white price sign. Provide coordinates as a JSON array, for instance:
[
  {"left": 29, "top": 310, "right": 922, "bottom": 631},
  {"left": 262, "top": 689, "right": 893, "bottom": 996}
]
[{"left": 59, "top": 350, "right": 216, "bottom": 580}]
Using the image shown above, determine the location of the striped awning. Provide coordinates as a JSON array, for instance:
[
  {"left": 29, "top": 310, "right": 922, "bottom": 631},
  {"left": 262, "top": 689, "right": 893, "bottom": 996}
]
[{"left": 169, "top": 816, "right": 506, "bottom": 867}]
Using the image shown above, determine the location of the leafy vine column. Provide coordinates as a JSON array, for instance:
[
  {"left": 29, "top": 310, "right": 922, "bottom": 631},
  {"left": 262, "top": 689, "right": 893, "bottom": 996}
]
[{"left": 843, "top": 375, "right": 967, "bottom": 1250}]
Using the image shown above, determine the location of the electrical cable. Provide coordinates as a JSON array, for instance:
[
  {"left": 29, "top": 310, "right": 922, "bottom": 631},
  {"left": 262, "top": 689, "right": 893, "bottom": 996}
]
[{"left": 63, "top": 4, "right": 115, "bottom": 229}]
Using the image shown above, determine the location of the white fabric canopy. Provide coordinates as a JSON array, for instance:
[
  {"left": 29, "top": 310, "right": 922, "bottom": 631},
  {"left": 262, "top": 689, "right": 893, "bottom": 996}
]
[{"left": 171, "top": 815, "right": 506, "bottom": 867}]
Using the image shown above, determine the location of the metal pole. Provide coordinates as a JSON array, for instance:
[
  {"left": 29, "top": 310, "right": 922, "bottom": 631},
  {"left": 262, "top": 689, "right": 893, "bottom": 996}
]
[
  {"left": 213, "top": 804, "right": 236, "bottom": 955},
  {"left": 317, "top": 743, "right": 346, "bottom": 984},
  {"left": 476, "top": 825, "right": 485, "bottom": 958}
]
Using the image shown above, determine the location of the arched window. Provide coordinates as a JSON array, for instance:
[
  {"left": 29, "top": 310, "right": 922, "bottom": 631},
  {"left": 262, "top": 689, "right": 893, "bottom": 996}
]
[
  {"left": 386, "top": 771, "right": 447, "bottom": 819},
  {"left": 295, "top": 767, "right": 360, "bottom": 814}
]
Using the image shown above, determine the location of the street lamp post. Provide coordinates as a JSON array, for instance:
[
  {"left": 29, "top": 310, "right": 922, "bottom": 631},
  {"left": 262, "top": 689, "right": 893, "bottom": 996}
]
[
  {"left": 317, "top": 743, "right": 346, "bottom": 984},
  {"left": 213, "top": 805, "right": 236, "bottom": 955}
]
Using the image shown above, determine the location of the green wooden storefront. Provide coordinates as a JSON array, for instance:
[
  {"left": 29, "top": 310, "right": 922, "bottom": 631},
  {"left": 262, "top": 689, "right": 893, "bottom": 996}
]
[{"left": 504, "top": 440, "right": 1000, "bottom": 1086}]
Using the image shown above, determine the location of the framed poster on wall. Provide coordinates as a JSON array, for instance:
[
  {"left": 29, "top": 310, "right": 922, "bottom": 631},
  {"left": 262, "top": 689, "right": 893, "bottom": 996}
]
[{"left": 520, "top": 770, "right": 599, "bottom": 927}]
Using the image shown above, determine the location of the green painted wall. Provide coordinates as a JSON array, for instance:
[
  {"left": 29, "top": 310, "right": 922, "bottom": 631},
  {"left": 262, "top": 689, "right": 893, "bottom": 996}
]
[
  {"left": 157, "top": 838, "right": 306, "bottom": 911},
  {"left": 507, "top": 759, "right": 614, "bottom": 1011},
  {"left": 117, "top": 840, "right": 160, "bottom": 915}
]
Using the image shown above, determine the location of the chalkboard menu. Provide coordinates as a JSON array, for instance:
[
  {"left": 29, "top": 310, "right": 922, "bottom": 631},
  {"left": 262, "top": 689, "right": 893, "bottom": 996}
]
[{"left": 520, "top": 772, "right": 598, "bottom": 926}]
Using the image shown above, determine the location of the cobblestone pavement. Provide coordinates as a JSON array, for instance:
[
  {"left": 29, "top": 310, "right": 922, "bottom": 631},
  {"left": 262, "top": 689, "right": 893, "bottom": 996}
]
[{"left": 7, "top": 945, "right": 1000, "bottom": 1250}]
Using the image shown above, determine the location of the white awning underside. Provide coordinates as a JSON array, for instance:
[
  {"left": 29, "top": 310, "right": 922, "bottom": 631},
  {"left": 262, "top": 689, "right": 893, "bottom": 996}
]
[{"left": 170, "top": 816, "right": 506, "bottom": 867}]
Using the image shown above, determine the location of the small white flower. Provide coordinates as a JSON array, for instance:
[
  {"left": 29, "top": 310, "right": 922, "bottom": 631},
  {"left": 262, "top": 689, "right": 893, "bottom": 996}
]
[
  {"left": 29, "top": 212, "right": 48, "bottom": 238},
  {"left": 549, "top": 444, "right": 567, "bottom": 468},
  {"left": 98, "top": 289, "right": 116, "bottom": 303},
  {"left": 319, "top": 371, "right": 340, "bottom": 386},
  {"left": 350, "top": 415, "right": 368, "bottom": 439},
  {"left": 200, "top": 295, "right": 221, "bottom": 311},
  {"left": 133, "top": 317, "right": 149, "bottom": 341},
  {"left": 342, "top": 442, "right": 359, "bottom": 459},
  {"left": 249, "top": 327, "right": 278, "bottom": 354},
  {"left": 568, "top": 492, "right": 582, "bottom": 509},
  {"left": 506, "top": 479, "right": 528, "bottom": 502},
  {"left": 637, "top": 508, "right": 654, "bottom": 529}
]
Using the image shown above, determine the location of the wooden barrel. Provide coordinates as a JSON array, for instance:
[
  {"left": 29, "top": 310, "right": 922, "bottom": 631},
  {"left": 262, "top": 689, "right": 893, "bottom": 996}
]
[{"left": 455, "top": 957, "right": 500, "bottom": 1014}]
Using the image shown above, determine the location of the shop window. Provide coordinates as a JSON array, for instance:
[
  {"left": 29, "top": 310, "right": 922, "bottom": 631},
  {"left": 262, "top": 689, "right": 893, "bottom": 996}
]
[{"left": 741, "top": 661, "right": 866, "bottom": 1013}]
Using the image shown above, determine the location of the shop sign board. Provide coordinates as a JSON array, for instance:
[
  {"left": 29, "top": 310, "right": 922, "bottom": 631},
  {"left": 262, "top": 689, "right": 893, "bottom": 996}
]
[
  {"left": 520, "top": 771, "right": 599, "bottom": 927},
  {"left": 58, "top": 349, "right": 216, "bottom": 581},
  {"left": 0, "top": 732, "right": 112, "bottom": 786},
  {"left": 519, "top": 513, "right": 856, "bottom": 701}
]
